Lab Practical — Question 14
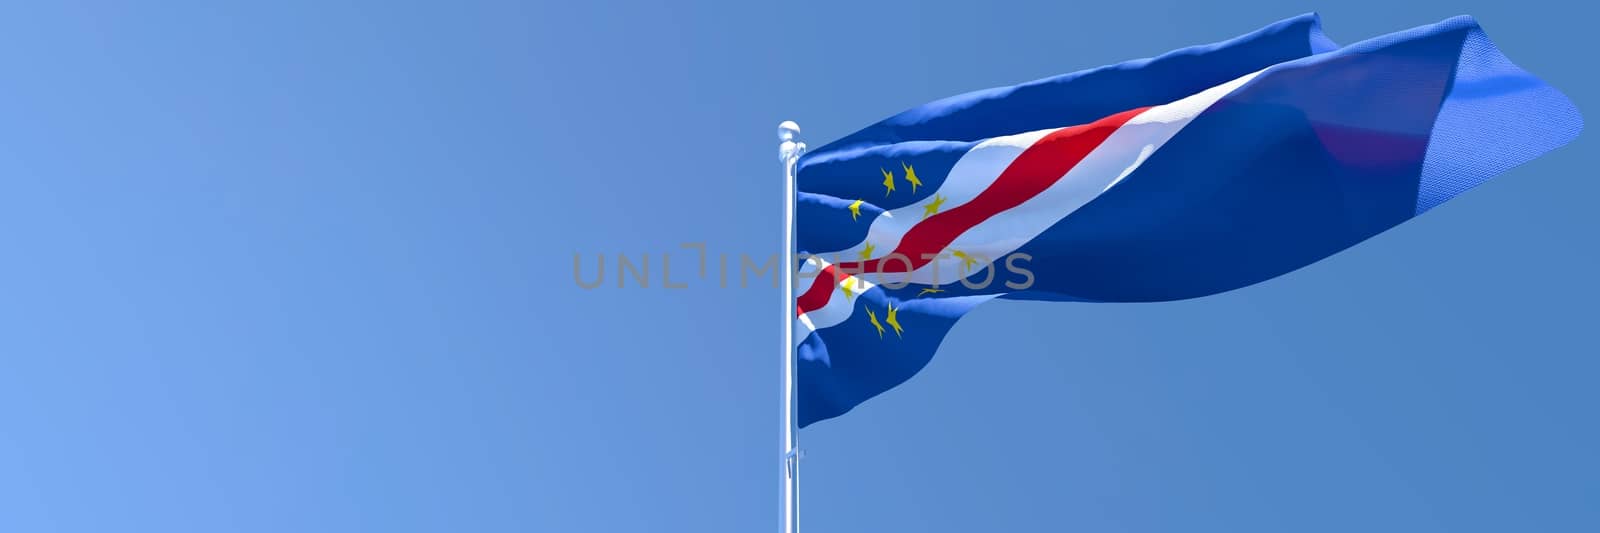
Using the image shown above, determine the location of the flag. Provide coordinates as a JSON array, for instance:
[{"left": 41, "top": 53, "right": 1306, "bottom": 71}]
[{"left": 793, "top": 14, "right": 1581, "bottom": 427}]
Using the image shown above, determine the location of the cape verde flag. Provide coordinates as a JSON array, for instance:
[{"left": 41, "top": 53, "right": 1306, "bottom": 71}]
[{"left": 794, "top": 14, "right": 1581, "bottom": 427}]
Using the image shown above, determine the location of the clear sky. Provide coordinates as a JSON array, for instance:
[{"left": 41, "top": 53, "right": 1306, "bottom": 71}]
[{"left": 0, "top": 1, "right": 1594, "bottom": 532}]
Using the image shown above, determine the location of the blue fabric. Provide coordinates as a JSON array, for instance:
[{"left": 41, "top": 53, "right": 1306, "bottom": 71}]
[
  {"left": 1415, "top": 25, "right": 1584, "bottom": 214},
  {"left": 806, "top": 13, "right": 1338, "bottom": 152},
  {"left": 795, "top": 15, "right": 1581, "bottom": 428}
]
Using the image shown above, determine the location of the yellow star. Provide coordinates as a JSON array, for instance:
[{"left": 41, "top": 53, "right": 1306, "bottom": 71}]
[
  {"left": 859, "top": 242, "right": 875, "bottom": 261},
  {"left": 885, "top": 303, "right": 904, "bottom": 338},
  {"left": 917, "top": 287, "right": 945, "bottom": 297},
  {"left": 848, "top": 199, "right": 863, "bottom": 221},
  {"left": 880, "top": 167, "right": 896, "bottom": 196},
  {"left": 901, "top": 162, "right": 923, "bottom": 193},
  {"left": 951, "top": 249, "right": 979, "bottom": 272},
  {"left": 866, "top": 307, "right": 886, "bottom": 339},
  {"left": 922, "top": 194, "right": 946, "bottom": 219},
  {"left": 839, "top": 277, "right": 856, "bottom": 300}
]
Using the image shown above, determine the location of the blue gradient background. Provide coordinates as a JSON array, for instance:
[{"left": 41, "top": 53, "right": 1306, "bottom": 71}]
[{"left": 0, "top": 2, "right": 1593, "bottom": 532}]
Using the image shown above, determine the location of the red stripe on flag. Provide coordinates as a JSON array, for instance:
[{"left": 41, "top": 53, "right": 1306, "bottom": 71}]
[
  {"left": 796, "top": 107, "right": 1148, "bottom": 317},
  {"left": 795, "top": 264, "right": 841, "bottom": 317}
]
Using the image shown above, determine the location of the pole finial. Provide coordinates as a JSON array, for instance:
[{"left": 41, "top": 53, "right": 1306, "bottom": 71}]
[{"left": 779, "top": 121, "right": 806, "bottom": 164}]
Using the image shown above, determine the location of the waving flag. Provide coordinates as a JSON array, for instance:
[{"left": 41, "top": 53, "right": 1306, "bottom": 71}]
[{"left": 793, "top": 14, "right": 1581, "bottom": 427}]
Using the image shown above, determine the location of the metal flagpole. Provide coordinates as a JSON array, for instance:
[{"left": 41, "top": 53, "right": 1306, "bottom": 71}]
[{"left": 778, "top": 121, "right": 805, "bottom": 533}]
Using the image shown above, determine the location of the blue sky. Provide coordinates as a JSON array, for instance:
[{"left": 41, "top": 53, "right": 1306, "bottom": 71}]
[{"left": 0, "top": 1, "right": 1595, "bottom": 531}]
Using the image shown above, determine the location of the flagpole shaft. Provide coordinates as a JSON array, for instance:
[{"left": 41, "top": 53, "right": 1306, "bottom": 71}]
[{"left": 778, "top": 121, "right": 804, "bottom": 533}]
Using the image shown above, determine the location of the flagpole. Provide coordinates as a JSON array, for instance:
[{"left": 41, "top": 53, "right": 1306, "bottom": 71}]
[{"left": 778, "top": 121, "right": 805, "bottom": 533}]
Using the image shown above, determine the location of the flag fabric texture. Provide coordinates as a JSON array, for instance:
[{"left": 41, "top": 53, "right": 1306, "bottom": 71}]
[{"left": 793, "top": 14, "right": 1581, "bottom": 427}]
